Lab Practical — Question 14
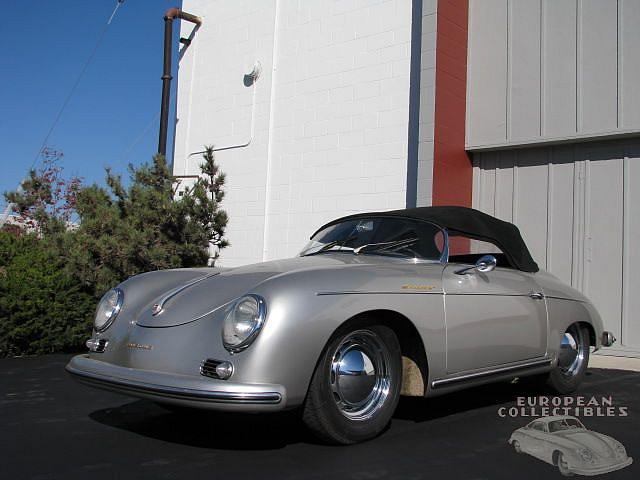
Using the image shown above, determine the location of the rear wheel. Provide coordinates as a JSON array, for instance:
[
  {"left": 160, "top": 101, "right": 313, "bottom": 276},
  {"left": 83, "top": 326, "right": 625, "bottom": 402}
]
[
  {"left": 546, "top": 324, "right": 590, "bottom": 394},
  {"left": 302, "top": 325, "right": 402, "bottom": 444}
]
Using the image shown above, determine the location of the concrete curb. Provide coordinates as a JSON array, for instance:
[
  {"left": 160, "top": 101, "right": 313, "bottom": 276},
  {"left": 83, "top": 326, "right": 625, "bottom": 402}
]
[{"left": 589, "top": 355, "right": 640, "bottom": 373}]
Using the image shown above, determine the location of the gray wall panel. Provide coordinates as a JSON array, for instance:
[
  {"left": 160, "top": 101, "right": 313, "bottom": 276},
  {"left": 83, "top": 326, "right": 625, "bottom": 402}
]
[
  {"left": 467, "top": 0, "right": 640, "bottom": 149},
  {"left": 623, "top": 151, "right": 640, "bottom": 348},
  {"left": 466, "top": 0, "right": 508, "bottom": 145},
  {"left": 621, "top": 0, "right": 640, "bottom": 128},
  {"left": 546, "top": 150, "right": 574, "bottom": 283},
  {"left": 495, "top": 153, "right": 515, "bottom": 223},
  {"left": 579, "top": 1, "right": 618, "bottom": 133},
  {"left": 508, "top": 0, "right": 541, "bottom": 140},
  {"left": 542, "top": 0, "right": 577, "bottom": 137},
  {"left": 582, "top": 147, "right": 625, "bottom": 341},
  {"left": 514, "top": 150, "right": 549, "bottom": 267}
]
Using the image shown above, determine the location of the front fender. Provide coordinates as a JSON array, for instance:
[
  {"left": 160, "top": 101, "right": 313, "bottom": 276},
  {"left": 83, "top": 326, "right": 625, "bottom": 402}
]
[{"left": 240, "top": 266, "right": 446, "bottom": 405}]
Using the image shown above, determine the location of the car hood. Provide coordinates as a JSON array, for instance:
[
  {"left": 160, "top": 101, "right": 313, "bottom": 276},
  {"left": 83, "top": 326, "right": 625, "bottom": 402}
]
[
  {"left": 553, "top": 430, "right": 617, "bottom": 459},
  {"left": 134, "top": 254, "right": 415, "bottom": 328}
]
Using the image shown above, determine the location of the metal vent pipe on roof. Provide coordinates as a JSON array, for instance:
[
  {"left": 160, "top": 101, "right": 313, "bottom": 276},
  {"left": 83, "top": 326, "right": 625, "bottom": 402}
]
[{"left": 158, "top": 7, "right": 201, "bottom": 157}]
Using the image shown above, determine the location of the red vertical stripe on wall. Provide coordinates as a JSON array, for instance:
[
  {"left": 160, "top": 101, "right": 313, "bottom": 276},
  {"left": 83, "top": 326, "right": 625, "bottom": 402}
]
[{"left": 432, "top": 0, "right": 472, "bottom": 207}]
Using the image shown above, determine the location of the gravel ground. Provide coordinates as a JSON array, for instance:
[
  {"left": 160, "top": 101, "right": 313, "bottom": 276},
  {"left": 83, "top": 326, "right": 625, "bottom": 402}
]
[{"left": 1, "top": 354, "right": 639, "bottom": 480}]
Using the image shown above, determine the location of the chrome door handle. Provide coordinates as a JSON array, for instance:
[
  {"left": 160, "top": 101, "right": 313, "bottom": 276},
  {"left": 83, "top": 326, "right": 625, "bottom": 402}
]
[{"left": 529, "top": 292, "right": 545, "bottom": 300}]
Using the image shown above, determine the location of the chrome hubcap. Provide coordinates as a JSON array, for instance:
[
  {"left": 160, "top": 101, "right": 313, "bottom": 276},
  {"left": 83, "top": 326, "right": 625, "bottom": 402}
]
[
  {"left": 330, "top": 330, "right": 391, "bottom": 421},
  {"left": 558, "top": 325, "right": 586, "bottom": 378}
]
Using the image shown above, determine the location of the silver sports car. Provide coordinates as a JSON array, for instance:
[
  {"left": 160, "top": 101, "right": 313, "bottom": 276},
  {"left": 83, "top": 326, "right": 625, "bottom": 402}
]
[
  {"left": 67, "top": 206, "right": 617, "bottom": 444},
  {"left": 509, "top": 416, "right": 633, "bottom": 476}
]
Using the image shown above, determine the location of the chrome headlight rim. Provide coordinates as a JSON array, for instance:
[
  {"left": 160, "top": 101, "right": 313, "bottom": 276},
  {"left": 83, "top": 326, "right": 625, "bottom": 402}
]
[
  {"left": 222, "top": 294, "right": 267, "bottom": 353},
  {"left": 578, "top": 447, "right": 594, "bottom": 462},
  {"left": 94, "top": 288, "right": 124, "bottom": 333}
]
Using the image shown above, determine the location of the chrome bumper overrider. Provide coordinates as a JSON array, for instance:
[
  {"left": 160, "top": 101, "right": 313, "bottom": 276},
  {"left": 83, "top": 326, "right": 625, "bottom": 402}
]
[
  {"left": 66, "top": 355, "right": 284, "bottom": 410},
  {"left": 602, "top": 331, "right": 617, "bottom": 347}
]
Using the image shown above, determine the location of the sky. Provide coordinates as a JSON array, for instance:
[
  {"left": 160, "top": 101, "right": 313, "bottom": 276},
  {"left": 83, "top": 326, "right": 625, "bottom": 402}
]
[{"left": 1, "top": 0, "right": 184, "bottom": 208}]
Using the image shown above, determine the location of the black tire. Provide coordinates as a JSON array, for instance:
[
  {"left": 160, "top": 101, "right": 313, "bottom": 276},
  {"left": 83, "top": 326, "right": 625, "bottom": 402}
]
[
  {"left": 302, "top": 324, "right": 402, "bottom": 444},
  {"left": 545, "top": 324, "right": 590, "bottom": 394}
]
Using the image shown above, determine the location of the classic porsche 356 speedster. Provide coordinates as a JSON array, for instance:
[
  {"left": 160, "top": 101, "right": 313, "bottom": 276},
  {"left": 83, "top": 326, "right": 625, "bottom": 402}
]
[{"left": 66, "top": 206, "right": 616, "bottom": 444}]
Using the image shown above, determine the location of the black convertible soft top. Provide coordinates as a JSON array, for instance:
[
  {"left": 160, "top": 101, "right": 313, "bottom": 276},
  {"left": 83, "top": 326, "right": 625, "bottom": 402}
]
[{"left": 314, "top": 206, "right": 539, "bottom": 273}]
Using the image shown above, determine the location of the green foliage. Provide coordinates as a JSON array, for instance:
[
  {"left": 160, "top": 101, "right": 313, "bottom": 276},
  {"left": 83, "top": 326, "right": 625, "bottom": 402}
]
[
  {"left": 1, "top": 147, "right": 228, "bottom": 356},
  {"left": 0, "top": 232, "right": 94, "bottom": 356},
  {"left": 68, "top": 148, "right": 228, "bottom": 294}
]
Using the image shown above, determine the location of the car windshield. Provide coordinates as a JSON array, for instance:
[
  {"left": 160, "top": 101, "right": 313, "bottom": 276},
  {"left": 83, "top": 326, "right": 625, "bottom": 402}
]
[
  {"left": 300, "top": 217, "right": 445, "bottom": 261},
  {"left": 548, "top": 418, "right": 585, "bottom": 433}
]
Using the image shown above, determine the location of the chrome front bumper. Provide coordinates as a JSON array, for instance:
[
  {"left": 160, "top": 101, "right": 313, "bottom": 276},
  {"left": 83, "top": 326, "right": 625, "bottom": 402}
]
[
  {"left": 569, "top": 456, "right": 633, "bottom": 476},
  {"left": 66, "top": 354, "right": 286, "bottom": 412}
]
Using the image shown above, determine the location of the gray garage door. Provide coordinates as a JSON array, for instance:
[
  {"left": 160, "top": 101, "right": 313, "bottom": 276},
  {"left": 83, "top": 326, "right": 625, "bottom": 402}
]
[{"left": 472, "top": 138, "right": 640, "bottom": 357}]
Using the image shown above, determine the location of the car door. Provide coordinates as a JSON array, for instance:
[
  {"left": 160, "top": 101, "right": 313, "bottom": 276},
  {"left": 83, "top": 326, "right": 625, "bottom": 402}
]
[
  {"left": 525, "top": 421, "right": 551, "bottom": 461},
  {"left": 442, "top": 237, "right": 547, "bottom": 374}
]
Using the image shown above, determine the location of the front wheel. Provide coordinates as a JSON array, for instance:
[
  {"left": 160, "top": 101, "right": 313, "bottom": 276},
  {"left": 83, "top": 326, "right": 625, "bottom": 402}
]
[
  {"left": 302, "top": 325, "right": 402, "bottom": 444},
  {"left": 546, "top": 324, "right": 590, "bottom": 394},
  {"left": 557, "top": 452, "right": 574, "bottom": 476},
  {"left": 512, "top": 440, "right": 522, "bottom": 453}
]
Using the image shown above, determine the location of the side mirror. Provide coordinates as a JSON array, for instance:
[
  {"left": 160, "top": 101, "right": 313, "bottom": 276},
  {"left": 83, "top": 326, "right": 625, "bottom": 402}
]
[
  {"left": 455, "top": 254, "right": 497, "bottom": 275},
  {"left": 475, "top": 254, "right": 497, "bottom": 273}
]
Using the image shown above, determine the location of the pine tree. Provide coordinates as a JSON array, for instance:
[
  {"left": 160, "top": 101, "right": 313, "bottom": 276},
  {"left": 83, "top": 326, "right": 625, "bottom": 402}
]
[
  {"left": 69, "top": 148, "right": 229, "bottom": 293},
  {"left": 1, "top": 148, "right": 229, "bottom": 355},
  {"left": 177, "top": 146, "right": 229, "bottom": 263}
]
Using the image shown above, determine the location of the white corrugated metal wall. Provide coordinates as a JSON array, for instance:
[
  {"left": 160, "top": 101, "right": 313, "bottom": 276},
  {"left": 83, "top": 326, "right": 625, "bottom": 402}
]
[{"left": 472, "top": 139, "right": 640, "bottom": 356}]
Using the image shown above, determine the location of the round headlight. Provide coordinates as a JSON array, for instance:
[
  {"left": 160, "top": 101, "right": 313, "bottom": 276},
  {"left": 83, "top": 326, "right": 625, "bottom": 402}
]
[
  {"left": 94, "top": 288, "right": 124, "bottom": 332},
  {"left": 578, "top": 448, "right": 594, "bottom": 462},
  {"left": 222, "top": 295, "right": 267, "bottom": 352}
]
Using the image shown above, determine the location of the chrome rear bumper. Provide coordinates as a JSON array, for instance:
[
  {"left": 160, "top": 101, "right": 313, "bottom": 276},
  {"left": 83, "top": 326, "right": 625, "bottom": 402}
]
[{"left": 66, "top": 354, "right": 285, "bottom": 411}]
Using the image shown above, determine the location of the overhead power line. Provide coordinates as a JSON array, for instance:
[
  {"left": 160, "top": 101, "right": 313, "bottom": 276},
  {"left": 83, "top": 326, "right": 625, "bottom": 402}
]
[
  {"left": 120, "top": 111, "right": 161, "bottom": 161},
  {"left": 28, "top": 0, "right": 126, "bottom": 171},
  {"left": 1, "top": 0, "right": 126, "bottom": 229}
]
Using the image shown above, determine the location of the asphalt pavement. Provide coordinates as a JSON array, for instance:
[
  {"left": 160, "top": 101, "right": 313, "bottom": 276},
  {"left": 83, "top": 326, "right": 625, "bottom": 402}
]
[{"left": 1, "top": 354, "right": 639, "bottom": 480}]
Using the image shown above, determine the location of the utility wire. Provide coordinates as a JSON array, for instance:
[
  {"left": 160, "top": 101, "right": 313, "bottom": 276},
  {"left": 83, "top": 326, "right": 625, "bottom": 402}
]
[
  {"left": 1, "top": 1, "right": 125, "bottom": 228},
  {"left": 107, "top": 0, "right": 124, "bottom": 25},
  {"left": 28, "top": 0, "right": 125, "bottom": 171},
  {"left": 120, "top": 110, "right": 161, "bottom": 161}
]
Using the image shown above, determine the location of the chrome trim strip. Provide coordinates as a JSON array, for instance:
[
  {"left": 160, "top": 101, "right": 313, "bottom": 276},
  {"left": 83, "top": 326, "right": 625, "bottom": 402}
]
[
  {"left": 152, "top": 271, "right": 219, "bottom": 315},
  {"left": 66, "top": 365, "right": 281, "bottom": 404},
  {"left": 431, "top": 358, "right": 552, "bottom": 388},
  {"left": 442, "top": 293, "right": 538, "bottom": 297},
  {"left": 317, "top": 291, "right": 441, "bottom": 296}
]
